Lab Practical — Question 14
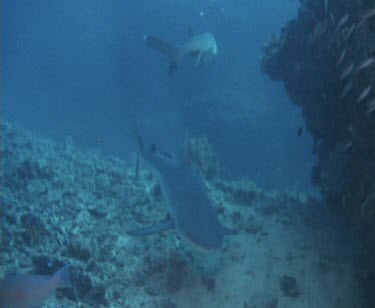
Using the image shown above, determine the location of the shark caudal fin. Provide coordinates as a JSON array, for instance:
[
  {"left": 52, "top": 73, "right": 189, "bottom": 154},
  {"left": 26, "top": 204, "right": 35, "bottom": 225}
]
[{"left": 144, "top": 34, "right": 182, "bottom": 75}]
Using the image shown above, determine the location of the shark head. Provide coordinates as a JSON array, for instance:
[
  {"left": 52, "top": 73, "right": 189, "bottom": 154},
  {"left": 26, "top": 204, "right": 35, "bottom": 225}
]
[
  {"left": 185, "top": 32, "right": 217, "bottom": 66},
  {"left": 202, "top": 32, "right": 217, "bottom": 56},
  {"left": 176, "top": 205, "right": 224, "bottom": 250}
]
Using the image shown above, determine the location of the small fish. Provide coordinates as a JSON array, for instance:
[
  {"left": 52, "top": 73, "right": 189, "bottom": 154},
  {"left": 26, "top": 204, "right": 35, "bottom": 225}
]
[
  {"left": 344, "top": 23, "right": 356, "bottom": 40},
  {"left": 347, "top": 122, "right": 354, "bottom": 135},
  {"left": 313, "top": 21, "right": 328, "bottom": 39},
  {"left": 330, "top": 12, "right": 335, "bottom": 26},
  {"left": 325, "top": 0, "right": 328, "bottom": 14},
  {"left": 356, "top": 85, "right": 371, "bottom": 103},
  {"left": 340, "top": 63, "right": 354, "bottom": 81},
  {"left": 336, "top": 49, "right": 346, "bottom": 67},
  {"left": 356, "top": 57, "right": 374, "bottom": 73},
  {"left": 344, "top": 140, "right": 353, "bottom": 152},
  {"left": 335, "top": 13, "right": 349, "bottom": 32},
  {"left": 297, "top": 127, "right": 303, "bottom": 137},
  {"left": 340, "top": 81, "right": 353, "bottom": 99},
  {"left": 358, "top": 5, "right": 375, "bottom": 29},
  {"left": 0, "top": 264, "right": 72, "bottom": 308},
  {"left": 366, "top": 97, "right": 375, "bottom": 115}
]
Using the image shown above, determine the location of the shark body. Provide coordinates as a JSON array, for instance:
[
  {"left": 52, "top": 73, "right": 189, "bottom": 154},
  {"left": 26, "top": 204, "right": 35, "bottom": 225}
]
[
  {"left": 127, "top": 130, "right": 235, "bottom": 250},
  {"left": 144, "top": 32, "right": 218, "bottom": 75}
]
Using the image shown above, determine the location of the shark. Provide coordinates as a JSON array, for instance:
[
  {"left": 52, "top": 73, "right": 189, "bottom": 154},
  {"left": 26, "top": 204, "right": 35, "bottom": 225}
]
[
  {"left": 127, "top": 128, "right": 236, "bottom": 250},
  {"left": 144, "top": 31, "right": 218, "bottom": 75}
]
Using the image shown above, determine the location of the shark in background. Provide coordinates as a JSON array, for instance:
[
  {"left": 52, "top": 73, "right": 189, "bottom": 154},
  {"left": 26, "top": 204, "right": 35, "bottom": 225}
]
[
  {"left": 127, "top": 128, "right": 236, "bottom": 251},
  {"left": 143, "top": 31, "right": 218, "bottom": 75}
]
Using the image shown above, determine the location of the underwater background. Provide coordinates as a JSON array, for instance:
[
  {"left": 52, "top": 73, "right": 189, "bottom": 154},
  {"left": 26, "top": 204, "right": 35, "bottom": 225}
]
[
  {"left": 2, "top": 0, "right": 315, "bottom": 192},
  {"left": 2, "top": 0, "right": 375, "bottom": 307}
]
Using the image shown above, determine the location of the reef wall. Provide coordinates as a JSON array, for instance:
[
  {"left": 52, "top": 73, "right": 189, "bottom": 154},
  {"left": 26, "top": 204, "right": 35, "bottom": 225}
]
[{"left": 261, "top": 0, "right": 375, "bottom": 303}]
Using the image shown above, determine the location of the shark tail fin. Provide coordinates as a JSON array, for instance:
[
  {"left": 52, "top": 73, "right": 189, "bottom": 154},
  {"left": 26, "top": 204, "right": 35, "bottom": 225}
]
[{"left": 144, "top": 34, "right": 182, "bottom": 75}]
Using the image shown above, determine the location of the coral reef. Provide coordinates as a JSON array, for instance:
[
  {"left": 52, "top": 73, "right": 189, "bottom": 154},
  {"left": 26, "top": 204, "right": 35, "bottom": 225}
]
[{"left": 261, "top": 0, "right": 375, "bottom": 304}]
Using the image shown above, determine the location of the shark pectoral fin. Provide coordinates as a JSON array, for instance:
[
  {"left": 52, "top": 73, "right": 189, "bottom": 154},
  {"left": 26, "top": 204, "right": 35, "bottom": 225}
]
[
  {"left": 195, "top": 52, "right": 203, "bottom": 68},
  {"left": 223, "top": 226, "right": 238, "bottom": 236},
  {"left": 127, "top": 218, "right": 175, "bottom": 236}
]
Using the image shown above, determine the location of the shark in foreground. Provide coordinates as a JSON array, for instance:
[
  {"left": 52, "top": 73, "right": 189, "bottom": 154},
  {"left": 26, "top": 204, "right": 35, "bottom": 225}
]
[
  {"left": 127, "top": 129, "right": 236, "bottom": 250},
  {"left": 144, "top": 31, "right": 218, "bottom": 75}
]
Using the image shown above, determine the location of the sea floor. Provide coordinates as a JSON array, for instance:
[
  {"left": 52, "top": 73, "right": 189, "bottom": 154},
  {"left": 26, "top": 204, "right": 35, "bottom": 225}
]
[{"left": 0, "top": 122, "right": 364, "bottom": 307}]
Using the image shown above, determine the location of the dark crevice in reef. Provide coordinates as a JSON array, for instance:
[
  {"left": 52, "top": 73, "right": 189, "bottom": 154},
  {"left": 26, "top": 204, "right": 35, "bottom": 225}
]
[{"left": 261, "top": 0, "right": 375, "bottom": 305}]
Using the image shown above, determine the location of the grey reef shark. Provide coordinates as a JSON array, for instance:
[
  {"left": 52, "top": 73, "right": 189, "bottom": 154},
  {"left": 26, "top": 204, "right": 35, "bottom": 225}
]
[
  {"left": 144, "top": 31, "right": 218, "bottom": 75},
  {"left": 127, "top": 128, "right": 236, "bottom": 251}
]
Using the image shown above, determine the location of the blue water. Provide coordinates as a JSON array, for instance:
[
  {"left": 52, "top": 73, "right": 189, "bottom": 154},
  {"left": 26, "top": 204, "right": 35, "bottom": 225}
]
[{"left": 2, "top": 0, "right": 315, "bottom": 192}]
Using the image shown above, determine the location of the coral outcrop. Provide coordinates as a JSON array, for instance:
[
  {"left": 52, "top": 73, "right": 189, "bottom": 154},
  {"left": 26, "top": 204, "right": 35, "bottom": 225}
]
[{"left": 261, "top": 0, "right": 375, "bottom": 304}]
